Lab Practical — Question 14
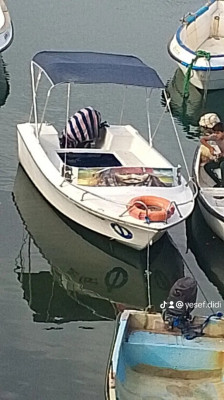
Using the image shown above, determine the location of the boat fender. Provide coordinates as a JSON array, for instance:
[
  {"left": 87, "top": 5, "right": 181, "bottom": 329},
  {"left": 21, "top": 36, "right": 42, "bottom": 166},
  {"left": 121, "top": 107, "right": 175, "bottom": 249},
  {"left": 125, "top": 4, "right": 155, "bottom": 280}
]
[{"left": 195, "top": 6, "right": 209, "bottom": 19}]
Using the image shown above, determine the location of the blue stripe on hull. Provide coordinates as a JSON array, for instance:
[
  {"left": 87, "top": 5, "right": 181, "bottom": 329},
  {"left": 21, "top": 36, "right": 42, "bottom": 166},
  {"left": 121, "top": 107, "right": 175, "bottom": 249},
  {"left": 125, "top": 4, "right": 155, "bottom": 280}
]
[{"left": 121, "top": 331, "right": 223, "bottom": 371}]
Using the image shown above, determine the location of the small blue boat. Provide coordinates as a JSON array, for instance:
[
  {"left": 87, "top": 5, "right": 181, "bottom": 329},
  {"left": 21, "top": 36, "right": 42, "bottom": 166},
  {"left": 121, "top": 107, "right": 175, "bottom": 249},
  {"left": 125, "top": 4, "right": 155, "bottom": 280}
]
[{"left": 106, "top": 278, "right": 224, "bottom": 399}]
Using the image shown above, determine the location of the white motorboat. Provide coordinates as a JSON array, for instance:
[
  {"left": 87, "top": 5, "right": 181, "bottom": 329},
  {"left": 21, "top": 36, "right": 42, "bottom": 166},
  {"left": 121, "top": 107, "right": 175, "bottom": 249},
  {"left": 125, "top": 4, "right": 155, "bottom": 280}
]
[
  {"left": 193, "top": 144, "right": 224, "bottom": 240},
  {"left": 16, "top": 51, "right": 196, "bottom": 250},
  {"left": 168, "top": 0, "right": 224, "bottom": 91},
  {"left": 0, "top": 0, "right": 13, "bottom": 52}
]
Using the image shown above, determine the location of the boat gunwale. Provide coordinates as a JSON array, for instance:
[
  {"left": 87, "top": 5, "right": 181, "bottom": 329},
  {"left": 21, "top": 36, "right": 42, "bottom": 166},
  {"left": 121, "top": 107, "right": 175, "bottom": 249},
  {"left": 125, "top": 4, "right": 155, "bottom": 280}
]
[
  {"left": 104, "top": 312, "right": 123, "bottom": 400},
  {"left": 198, "top": 192, "right": 224, "bottom": 222}
]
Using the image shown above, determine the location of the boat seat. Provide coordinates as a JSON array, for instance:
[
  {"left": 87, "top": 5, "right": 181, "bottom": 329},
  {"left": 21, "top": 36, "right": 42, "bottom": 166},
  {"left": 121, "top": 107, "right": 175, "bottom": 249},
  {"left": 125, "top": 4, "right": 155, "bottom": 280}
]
[
  {"left": 40, "top": 133, "right": 60, "bottom": 150},
  {"left": 100, "top": 125, "right": 136, "bottom": 152},
  {"left": 39, "top": 124, "right": 61, "bottom": 151},
  {"left": 115, "top": 151, "right": 144, "bottom": 166},
  {"left": 39, "top": 126, "right": 61, "bottom": 167}
]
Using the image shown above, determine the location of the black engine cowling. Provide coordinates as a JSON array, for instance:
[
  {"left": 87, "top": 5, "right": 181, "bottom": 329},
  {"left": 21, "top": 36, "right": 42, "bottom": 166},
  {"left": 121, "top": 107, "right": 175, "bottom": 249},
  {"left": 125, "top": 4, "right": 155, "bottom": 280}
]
[{"left": 162, "top": 276, "right": 198, "bottom": 326}]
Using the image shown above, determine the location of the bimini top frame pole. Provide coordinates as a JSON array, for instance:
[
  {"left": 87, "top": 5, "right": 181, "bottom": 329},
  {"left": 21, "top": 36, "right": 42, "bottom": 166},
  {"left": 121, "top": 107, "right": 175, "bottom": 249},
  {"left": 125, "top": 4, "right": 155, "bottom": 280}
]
[
  {"left": 30, "top": 61, "right": 39, "bottom": 138},
  {"left": 146, "top": 87, "right": 153, "bottom": 146},
  {"left": 30, "top": 62, "right": 54, "bottom": 139}
]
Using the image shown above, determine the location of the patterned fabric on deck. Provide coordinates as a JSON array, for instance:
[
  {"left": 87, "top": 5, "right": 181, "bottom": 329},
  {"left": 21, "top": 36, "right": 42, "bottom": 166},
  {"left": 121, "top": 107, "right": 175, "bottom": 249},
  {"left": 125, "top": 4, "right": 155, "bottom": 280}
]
[{"left": 60, "top": 106, "right": 101, "bottom": 148}]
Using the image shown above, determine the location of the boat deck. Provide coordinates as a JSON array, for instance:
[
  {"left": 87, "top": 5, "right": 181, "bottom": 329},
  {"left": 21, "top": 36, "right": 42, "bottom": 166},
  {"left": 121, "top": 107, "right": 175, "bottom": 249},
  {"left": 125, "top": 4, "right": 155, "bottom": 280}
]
[
  {"left": 200, "top": 37, "right": 224, "bottom": 55},
  {"left": 39, "top": 123, "right": 170, "bottom": 170},
  {"left": 116, "top": 364, "right": 224, "bottom": 400}
]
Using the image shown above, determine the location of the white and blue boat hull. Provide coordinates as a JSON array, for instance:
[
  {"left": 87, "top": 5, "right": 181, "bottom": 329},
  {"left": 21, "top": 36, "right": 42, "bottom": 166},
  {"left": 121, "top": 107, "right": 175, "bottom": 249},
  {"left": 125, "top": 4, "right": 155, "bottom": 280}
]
[
  {"left": 106, "top": 310, "right": 224, "bottom": 399},
  {"left": 168, "top": 0, "right": 224, "bottom": 90}
]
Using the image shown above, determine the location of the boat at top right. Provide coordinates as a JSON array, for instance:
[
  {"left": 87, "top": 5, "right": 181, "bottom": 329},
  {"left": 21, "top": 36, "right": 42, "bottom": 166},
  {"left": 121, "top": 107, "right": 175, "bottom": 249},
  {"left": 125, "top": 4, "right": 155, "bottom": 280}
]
[
  {"left": 0, "top": 0, "right": 13, "bottom": 53},
  {"left": 168, "top": 0, "right": 224, "bottom": 91}
]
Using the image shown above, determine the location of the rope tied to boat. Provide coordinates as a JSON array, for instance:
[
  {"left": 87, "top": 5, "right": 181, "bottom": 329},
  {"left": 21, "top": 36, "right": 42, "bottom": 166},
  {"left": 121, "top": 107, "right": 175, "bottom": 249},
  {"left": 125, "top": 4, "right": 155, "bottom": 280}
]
[
  {"left": 145, "top": 218, "right": 153, "bottom": 310},
  {"left": 183, "top": 50, "right": 211, "bottom": 98}
]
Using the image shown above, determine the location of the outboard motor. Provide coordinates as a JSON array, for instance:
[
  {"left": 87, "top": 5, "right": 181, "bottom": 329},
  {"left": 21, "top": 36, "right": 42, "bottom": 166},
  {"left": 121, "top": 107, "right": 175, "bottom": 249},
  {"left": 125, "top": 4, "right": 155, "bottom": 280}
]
[
  {"left": 162, "top": 276, "right": 223, "bottom": 340},
  {"left": 162, "top": 276, "right": 198, "bottom": 329}
]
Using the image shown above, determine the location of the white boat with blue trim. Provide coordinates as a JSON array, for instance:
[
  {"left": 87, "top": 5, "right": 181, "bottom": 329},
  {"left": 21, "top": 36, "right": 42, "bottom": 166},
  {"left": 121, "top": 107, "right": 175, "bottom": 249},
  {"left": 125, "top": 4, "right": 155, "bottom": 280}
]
[
  {"left": 16, "top": 51, "right": 196, "bottom": 250},
  {"left": 0, "top": 0, "right": 13, "bottom": 53},
  {"left": 168, "top": 0, "right": 224, "bottom": 90}
]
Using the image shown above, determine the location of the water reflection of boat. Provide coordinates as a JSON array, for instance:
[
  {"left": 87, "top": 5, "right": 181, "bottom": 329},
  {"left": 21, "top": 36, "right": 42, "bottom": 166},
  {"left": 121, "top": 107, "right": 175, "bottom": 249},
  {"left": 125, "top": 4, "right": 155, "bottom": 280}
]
[
  {"left": 12, "top": 166, "right": 184, "bottom": 321},
  {"left": 186, "top": 204, "right": 224, "bottom": 298},
  {"left": 163, "top": 68, "right": 224, "bottom": 137},
  {"left": 0, "top": 53, "right": 9, "bottom": 106}
]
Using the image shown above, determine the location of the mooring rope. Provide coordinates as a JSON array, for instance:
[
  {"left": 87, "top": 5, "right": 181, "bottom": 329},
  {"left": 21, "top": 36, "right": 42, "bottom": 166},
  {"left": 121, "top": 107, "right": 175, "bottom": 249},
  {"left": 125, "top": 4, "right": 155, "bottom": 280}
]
[
  {"left": 163, "top": 90, "right": 191, "bottom": 181},
  {"left": 145, "top": 220, "right": 152, "bottom": 309},
  {"left": 183, "top": 50, "right": 211, "bottom": 98}
]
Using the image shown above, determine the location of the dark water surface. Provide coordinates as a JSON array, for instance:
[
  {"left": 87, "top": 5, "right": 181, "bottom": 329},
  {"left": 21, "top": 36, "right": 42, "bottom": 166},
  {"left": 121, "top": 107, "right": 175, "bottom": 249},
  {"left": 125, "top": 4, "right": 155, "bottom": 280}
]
[{"left": 1, "top": 1, "right": 224, "bottom": 399}]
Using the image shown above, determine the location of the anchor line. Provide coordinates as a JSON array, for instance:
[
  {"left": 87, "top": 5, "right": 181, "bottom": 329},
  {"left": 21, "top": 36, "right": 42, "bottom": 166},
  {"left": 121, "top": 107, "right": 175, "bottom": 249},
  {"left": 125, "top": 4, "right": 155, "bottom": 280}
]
[{"left": 145, "top": 221, "right": 152, "bottom": 309}]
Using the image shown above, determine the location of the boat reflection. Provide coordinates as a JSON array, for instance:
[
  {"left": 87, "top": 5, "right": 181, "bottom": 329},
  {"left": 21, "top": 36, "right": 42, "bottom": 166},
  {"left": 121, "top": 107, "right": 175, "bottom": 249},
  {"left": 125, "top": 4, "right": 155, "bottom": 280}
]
[
  {"left": 0, "top": 54, "right": 9, "bottom": 107},
  {"left": 186, "top": 204, "right": 224, "bottom": 298},
  {"left": 162, "top": 68, "right": 224, "bottom": 139},
  {"left": 13, "top": 166, "right": 184, "bottom": 322}
]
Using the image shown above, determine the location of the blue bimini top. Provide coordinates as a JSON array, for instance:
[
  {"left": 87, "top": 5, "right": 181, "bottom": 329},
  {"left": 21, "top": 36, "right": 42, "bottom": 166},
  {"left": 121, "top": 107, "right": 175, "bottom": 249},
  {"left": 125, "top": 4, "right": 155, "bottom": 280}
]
[{"left": 32, "top": 51, "right": 164, "bottom": 88}]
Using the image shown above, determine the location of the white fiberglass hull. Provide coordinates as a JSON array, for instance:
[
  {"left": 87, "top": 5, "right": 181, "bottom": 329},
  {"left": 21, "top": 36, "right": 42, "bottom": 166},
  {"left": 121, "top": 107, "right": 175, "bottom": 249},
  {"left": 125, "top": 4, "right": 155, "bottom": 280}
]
[
  {"left": 198, "top": 194, "right": 224, "bottom": 240},
  {"left": 17, "top": 131, "right": 165, "bottom": 250},
  {"left": 17, "top": 123, "right": 195, "bottom": 250},
  {"left": 178, "top": 63, "right": 224, "bottom": 91},
  {"left": 168, "top": 0, "right": 224, "bottom": 90}
]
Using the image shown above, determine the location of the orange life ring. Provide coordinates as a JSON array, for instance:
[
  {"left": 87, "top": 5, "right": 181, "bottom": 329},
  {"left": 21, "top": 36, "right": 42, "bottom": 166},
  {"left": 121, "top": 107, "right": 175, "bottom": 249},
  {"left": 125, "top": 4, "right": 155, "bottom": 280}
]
[{"left": 127, "top": 196, "right": 175, "bottom": 222}]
